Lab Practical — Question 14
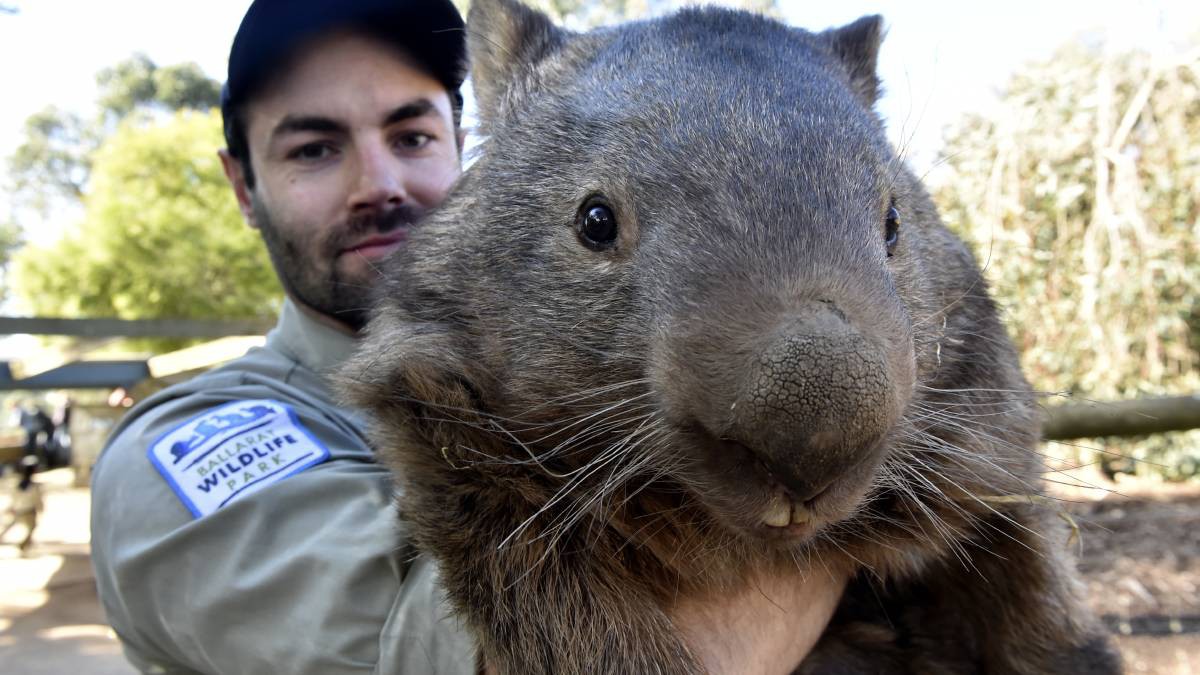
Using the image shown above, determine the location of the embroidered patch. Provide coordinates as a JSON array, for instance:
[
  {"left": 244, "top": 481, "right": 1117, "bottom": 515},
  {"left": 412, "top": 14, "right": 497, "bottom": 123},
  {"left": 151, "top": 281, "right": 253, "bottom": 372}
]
[{"left": 148, "top": 399, "right": 330, "bottom": 518}]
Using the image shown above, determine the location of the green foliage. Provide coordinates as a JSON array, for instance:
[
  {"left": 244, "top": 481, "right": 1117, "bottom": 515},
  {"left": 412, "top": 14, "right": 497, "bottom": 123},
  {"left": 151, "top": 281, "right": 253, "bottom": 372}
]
[
  {"left": 0, "top": 216, "right": 20, "bottom": 298},
  {"left": 12, "top": 111, "right": 281, "bottom": 347},
  {"left": 7, "top": 106, "right": 95, "bottom": 213},
  {"left": 97, "top": 53, "right": 160, "bottom": 120},
  {"left": 7, "top": 54, "right": 222, "bottom": 221},
  {"left": 97, "top": 54, "right": 221, "bottom": 121},
  {"left": 934, "top": 42, "right": 1200, "bottom": 478},
  {"left": 4, "top": 54, "right": 244, "bottom": 348},
  {"left": 152, "top": 63, "right": 223, "bottom": 112}
]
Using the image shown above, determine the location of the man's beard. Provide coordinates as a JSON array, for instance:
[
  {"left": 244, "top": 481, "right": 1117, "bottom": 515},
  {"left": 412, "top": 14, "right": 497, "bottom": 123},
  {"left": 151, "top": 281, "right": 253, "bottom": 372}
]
[{"left": 252, "top": 199, "right": 424, "bottom": 331}]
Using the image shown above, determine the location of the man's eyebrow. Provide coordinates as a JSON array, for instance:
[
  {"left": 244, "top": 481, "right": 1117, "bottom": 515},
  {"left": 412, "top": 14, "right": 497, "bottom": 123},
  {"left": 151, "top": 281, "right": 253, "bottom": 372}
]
[
  {"left": 271, "top": 115, "right": 348, "bottom": 141},
  {"left": 383, "top": 99, "right": 437, "bottom": 126}
]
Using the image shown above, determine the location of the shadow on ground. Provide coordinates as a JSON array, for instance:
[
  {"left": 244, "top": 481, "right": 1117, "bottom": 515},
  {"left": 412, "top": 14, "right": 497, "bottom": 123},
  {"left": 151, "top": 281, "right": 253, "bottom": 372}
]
[
  {"left": 0, "top": 547, "right": 134, "bottom": 675},
  {"left": 0, "top": 467, "right": 134, "bottom": 675}
]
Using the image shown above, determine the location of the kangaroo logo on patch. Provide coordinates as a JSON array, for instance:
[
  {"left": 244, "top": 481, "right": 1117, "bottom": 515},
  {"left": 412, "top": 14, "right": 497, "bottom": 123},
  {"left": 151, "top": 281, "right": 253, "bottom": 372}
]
[{"left": 148, "top": 399, "right": 330, "bottom": 518}]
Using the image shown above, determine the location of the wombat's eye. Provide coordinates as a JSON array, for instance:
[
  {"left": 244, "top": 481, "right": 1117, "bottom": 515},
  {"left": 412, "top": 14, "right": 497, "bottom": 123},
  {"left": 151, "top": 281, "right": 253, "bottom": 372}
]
[
  {"left": 885, "top": 204, "right": 901, "bottom": 257},
  {"left": 577, "top": 201, "right": 619, "bottom": 250}
]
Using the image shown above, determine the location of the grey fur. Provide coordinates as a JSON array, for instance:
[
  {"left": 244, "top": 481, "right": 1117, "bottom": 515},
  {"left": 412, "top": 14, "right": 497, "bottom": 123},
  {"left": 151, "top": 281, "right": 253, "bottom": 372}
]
[{"left": 340, "top": 1, "right": 1121, "bottom": 672}]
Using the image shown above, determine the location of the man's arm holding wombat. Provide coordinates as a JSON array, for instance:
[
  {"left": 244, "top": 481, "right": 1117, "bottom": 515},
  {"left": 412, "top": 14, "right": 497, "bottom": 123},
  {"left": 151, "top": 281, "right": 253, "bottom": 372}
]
[
  {"left": 671, "top": 568, "right": 849, "bottom": 674},
  {"left": 90, "top": 364, "right": 476, "bottom": 675}
]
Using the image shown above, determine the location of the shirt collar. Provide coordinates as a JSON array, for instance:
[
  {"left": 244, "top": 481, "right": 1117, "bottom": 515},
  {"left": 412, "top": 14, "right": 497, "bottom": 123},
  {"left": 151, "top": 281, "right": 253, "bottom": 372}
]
[{"left": 266, "top": 299, "right": 359, "bottom": 374}]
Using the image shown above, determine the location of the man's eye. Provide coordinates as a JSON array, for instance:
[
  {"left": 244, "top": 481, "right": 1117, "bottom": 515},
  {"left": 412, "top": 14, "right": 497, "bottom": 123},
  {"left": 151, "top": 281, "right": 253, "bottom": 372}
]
[
  {"left": 396, "top": 132, "right": 433, "bottom": 150},
  {"left": 289, "top": 143, "right": 335, "bottom": 161}
]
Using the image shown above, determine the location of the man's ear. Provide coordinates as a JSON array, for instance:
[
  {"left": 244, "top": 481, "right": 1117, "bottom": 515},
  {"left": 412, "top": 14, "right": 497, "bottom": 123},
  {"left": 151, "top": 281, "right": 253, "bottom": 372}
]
[
  {"left": 468, "top": 0, "right": 566, "bottom": 132},
  {"left": 218, "top": 149, "right": 258, "bottom": 229}
]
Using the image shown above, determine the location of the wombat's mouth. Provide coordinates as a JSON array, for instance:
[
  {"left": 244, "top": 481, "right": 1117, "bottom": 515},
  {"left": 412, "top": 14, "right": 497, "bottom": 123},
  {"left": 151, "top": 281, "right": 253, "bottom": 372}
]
[{"left": 678, "top": 425, "right": 878, "bottom": 545}]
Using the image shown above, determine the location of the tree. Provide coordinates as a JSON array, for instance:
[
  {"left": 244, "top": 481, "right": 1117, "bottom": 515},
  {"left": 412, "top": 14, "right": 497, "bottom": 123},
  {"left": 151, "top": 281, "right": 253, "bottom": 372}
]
[
  {"left": 153, "top": 63, "right": 223, "bottom": 112},
  {"left": 0, "top": 217, "right": 20, "bottom": 299},
  {"left": 6, "top": 54, "right": 221, "bottom": 219},
  {"left": 97, "top": 53, "right": 221, "bottom": 122},
  {"left": 7, "top": 106, "right": 95, "bottom": 213},
  {"left": 12, "top": 111, "right": 281, "bottom": 342},
  {"left": 96, "top": 53, "right": 160, "bottom": 121},
  {"left": 934, "top": 41, "right": 1200, "bottom": 476}
]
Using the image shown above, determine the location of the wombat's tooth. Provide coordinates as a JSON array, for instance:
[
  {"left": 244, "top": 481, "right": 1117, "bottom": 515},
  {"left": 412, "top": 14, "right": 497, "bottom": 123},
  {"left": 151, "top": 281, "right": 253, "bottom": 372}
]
[
  {"left": 791, "top": 502, "right": 813, "bottom": 525},
  {"left": 762, "top": 498, "right": 792, "bottom": 528}
]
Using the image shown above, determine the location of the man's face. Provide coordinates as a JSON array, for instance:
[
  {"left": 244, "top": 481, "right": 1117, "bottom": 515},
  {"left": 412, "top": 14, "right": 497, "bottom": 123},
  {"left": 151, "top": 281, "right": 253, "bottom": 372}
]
[{"left": 222, "top": 31, "right": 462, "bottom": 331}]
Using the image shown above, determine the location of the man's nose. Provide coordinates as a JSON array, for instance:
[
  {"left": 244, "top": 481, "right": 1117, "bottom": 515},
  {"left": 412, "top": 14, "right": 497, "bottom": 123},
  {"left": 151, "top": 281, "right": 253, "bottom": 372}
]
[{"left": 348, "top": 140, "right": 406, "bottom": 213}]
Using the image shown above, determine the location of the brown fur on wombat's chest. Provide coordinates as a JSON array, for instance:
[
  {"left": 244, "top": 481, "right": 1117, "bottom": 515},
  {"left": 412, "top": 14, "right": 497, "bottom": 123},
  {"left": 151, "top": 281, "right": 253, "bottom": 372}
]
[{"left": 341, "top": 0, "right": 1120, "bottom": 672}]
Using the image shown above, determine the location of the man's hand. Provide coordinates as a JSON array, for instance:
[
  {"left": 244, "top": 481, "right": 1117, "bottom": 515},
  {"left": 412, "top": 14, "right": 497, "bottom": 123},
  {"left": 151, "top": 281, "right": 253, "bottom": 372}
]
[
  {"left": 669, "top": 566, "right": 848, "bottom": 674},
  {"left": 481, "top": 566, "right": 848, "bottom": 675}
]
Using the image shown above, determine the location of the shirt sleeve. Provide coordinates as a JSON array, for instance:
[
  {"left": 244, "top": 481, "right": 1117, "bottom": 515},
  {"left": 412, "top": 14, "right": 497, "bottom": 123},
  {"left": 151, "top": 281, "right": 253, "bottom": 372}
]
[{"left": 90, "top": 381, "right": 476, "bottom": 675}]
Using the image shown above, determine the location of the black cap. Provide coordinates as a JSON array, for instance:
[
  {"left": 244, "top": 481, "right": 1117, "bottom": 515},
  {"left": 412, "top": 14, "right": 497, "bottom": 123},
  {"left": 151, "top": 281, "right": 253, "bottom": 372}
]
[{"left": 221, "top": 0, "right": 466, "bottom": 136}]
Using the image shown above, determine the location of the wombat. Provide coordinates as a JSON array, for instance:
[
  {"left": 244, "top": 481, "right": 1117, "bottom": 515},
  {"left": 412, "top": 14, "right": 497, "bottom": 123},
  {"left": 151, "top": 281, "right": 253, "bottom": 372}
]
[{"left": 341, "top": 0, "right": 1121, "bottom": 672}]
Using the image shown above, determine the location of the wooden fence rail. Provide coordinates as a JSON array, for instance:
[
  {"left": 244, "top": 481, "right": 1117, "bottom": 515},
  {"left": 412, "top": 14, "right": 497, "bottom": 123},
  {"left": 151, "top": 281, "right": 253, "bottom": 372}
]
[
  {"left": 1042, "top": 395, "right": 1200, "bottom": 441},
  {"left": 0, "top": 316, "right": 273, "bottom": 338}
]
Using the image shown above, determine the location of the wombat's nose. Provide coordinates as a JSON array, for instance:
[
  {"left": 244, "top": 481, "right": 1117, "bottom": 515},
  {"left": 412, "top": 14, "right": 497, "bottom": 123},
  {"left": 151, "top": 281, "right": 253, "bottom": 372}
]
[{"left": 726, "top": 310, "right": 896, "bottom": 499}]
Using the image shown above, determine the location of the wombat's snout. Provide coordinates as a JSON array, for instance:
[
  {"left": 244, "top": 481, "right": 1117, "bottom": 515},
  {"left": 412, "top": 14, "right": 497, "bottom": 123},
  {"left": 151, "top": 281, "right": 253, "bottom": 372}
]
[{"left": 724, "top": 305, "right": 898, "bottom": 504}]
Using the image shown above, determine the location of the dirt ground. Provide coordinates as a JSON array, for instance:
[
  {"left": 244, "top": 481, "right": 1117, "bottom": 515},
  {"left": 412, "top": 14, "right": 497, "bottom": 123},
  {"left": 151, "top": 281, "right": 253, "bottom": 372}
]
[
  {"left": 1, "top": 468, "right": 1198, "bottom": 674},
  {"left": 0, "top": 468, "right": 133, "bottom": 674},
  {"left": 1056, "top": 476, "right": 1200, "bottom": 674}
]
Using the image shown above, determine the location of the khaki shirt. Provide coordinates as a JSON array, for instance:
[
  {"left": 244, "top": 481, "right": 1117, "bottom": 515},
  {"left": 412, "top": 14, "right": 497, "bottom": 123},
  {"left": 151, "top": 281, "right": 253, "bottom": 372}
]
[{"left": 90, "top": 300, "right": 475, "bottom": 674}]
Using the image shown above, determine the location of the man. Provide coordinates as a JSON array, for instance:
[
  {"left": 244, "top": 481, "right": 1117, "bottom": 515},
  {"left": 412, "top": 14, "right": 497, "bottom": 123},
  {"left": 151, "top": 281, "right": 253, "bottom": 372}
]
[
  {"left": 18, "top": 400, "right": 53, "bottom": 465},
  {"left": 91, "top": 1, "right": 843, "bottom": 673}
]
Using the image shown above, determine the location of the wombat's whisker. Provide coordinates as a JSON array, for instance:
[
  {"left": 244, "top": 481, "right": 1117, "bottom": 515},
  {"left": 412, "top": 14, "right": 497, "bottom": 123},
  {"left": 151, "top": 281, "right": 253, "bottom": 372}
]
[
  {"left": 909, "top": 400, "right": 1029, "bottom": 419},
  {"left": 376, "top": 391, "right": 541, "bottom": 430},
  {"left": 901, "top": 422, "right": 1034, "bottom": 470},
  {"left": 548, "top": 425, "right": 667, "bottom": 518},
  {"left": 904, "top": 411, "right": 1040, "bottom": 461},
  {"left": 1044, "top": 437, "right": 1168, "bottom": 470},
  {"left": 917, "top": 383, "right": 1072, "bottom": 400},
  {"left": 876, "top": 462, "right": 975, "bottom": 537},
  {"left": 602, "top": 444, "right": 681, "bottom": 520},
  {"left": 528, "top": 442, "right": 676, "bottom": 575},
  {"left": 522, "top": 416, "right": 658, "bottom": 469},
  {"left": 484, "top": 405, "right": 653, "bottom": 466},
  {"left": 816, "top": 530, "right": 878, "bottom": 579},
  {"left": 529, "top": 396, "right": 657, "bottom": 451},
  {"left": 886, "top": 458, "right": 973, "bottom": 522},
  {"left": 911, "top": 276, "right": 987, "bottom": 329},
  {"left": 899, "top": 444, "right": 1030, "bottom": 495},
  {"left": 898, "top": 426, "right": 1025, "bottom": 474},
  {"left": 499, "top": 450, "right": 624, "bottom": 551},
  {"left": 536, "top": 378, "right": 653, "bottom": 409},
  {"left": 888, "top": 493, "right": 977, "bottom": 572},
  {"left": 914, "top": 466, "right": 1046, "bottom": 553},
  {"left": 898, "top": 433, "right": 1040, "bottom": 501},
  {"left": 549, "top": 448, "right": 668, "bottom": 553},
  {"left": 854, "top": 504, "right": 928, "bottom": 544},
  {"left": 516, "top": 420, "right": 669, "bottom": 544}
]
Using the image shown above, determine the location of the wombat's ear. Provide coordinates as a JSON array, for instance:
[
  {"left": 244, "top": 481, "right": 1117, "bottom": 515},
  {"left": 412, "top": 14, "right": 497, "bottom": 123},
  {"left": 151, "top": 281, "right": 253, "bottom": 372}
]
[
  {"left": 821, "top": 15, "right": 884, "bottom": 108},
  {"left": 467, "top": 0, "right": 565, "bottom": 127}
]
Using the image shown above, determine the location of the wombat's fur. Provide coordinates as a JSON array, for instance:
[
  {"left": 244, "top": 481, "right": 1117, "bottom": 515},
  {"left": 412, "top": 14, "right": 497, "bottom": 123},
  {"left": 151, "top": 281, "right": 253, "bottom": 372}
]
[{"left": 341, "top": 0, "right": 1121, "bottom": 672}]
